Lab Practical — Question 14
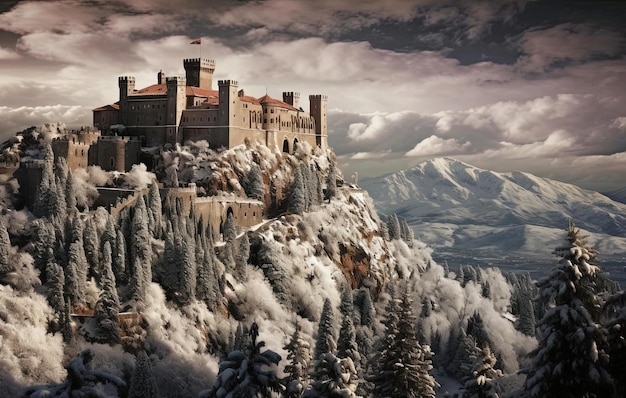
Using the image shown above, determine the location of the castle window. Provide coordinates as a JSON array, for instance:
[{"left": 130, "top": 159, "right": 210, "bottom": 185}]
[
  {"left": 110, "top": 157, "right": 114, "bottom": 167},
  {"left": 81, "top": 149, "right": 84, "bottom": 156},
  {"left": 253, "top": 211, "right": 256, "bottom": 217},
  {"left": 74, "top": 149, "right": 77, "bottom": 156},
  {"left": 270, "top": 119, "right": 273, "bottom": 123},
  {"left": 270, "top": 109, "right": 274, "bottom": 113},
  {"left": 264, "top": 118, "right": 267, "bottom": 123}
]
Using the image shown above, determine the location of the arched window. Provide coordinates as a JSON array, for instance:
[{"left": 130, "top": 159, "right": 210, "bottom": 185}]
[{"left": 282, "top": 138, "right": 289, "bottom": 153}]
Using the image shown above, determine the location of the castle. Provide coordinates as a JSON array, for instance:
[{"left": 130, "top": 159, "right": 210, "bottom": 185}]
[{"left": 93, "top": 58, "right": 328, "bottom": 154}]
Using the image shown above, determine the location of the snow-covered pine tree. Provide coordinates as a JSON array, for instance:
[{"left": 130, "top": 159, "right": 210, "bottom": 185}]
[
  {"left": 325, "top": 161, "right": 337, "bottom": 201},
  {"left": 283, "top": 323, "right": 312, "bottom": 397},
  {"left": 460, "top": 344, "right": 503, "bottom": 398},
  {"left": 65, "top": 240, "right": 87, "bottom": 307},
  {"left": 65, "top": 168, "right": 77, "bottom": 212},
  {"left": 604, "top": 291, "right": 626, "bottom": 396},
  {"left": 312, "top": 163, "right": 324, "bottom": 205},
  {"left": 315, "top": 298, "right": 337, "bottom": 359},
  {"left": 517, "top": 296, "right": 536, "bottom": 337},
  {"left": 0, "top": 218, "right": 10, "bottom": 273},
  {"left": 45, "top": 256, "right": 65, "bottom": 318},
  {"left": 399, "top": 217, "right": 414, "bottom": 246},
  {"left": 127, "top": 350, "right": 159, "bottom": 398},
  {"left": 337, "top": 314, "right": 361, "bottom": 375},
  {"left": 147, "top": 181, "right": 163, "bottom": 239},
  {"left": 243, "top": 163, "right": 265, "bottom": 201},
  {"left": 83, "top": 216, "right": 101, "bottom": 282},
  {"left": 372, "top": 286, "right": 438, "bottom": 398},
  {"left": 235, "top": 232, "right": 249, "bottom": 281},
  {"left": 33, "top": 142, "right": 56, "bottom": 219},
  {"left": 177, "top": 219, "right": 197, "bottom": 305},
  {"left": 523, "top": 221, "right": 614, "bottom": 397},
  {"left": 130, "top": 196, "right": 152, "bottom": 303},
  {"left": 288, "top": 166, "right": 306, "bottom": 215},
  {"left": 199, "top": 322, "right": 283, "bottom": 397},
  {"left": 24, "top": 349, "right": 127, "bottom": 397},
  {"left": 94, "top": 241, "right": 120, "bottom": 344},
  {"left": 114, "top": 229, "right": 127, "bottom": 285},
  {"left": 386, "top": 214, "right": 401, "bottom": 241},
  {"left": 303, "top": 352, "right": 359, "bottom": 398}
]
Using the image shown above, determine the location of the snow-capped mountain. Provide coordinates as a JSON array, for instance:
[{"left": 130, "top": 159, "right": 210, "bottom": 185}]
[
  {"left": 605, "top": 186, "right": 626, "bottom": 204},
  {"left": 360, "top": 158, "right": 626, "bottom": 283}
]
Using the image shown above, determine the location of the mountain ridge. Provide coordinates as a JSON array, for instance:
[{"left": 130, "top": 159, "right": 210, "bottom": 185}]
[{"left": 361, "top": 157, "right": 626, "bottom": 237}]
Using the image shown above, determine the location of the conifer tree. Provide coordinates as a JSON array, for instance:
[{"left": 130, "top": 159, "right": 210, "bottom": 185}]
[
  {"left": 65, "top": 240, "right": 87, "bottom": 307},
  {"left": 460, "top": 344, "right": 502, "bottom": 398},
  {"left": 128, "top": 351, "right": 159, "bottom": 398},
  {"left": 0, "top": 218, "right": 10, "bottom": 273},
  {"left": 325, "top": 161, "right": 337, "bottom": 201},
  {"left": 243, "top": 163, "right": 265, "bottom": 201},
  {"left": 199, "top": 322, "right": 283, "bottom": 397},
  {"left": 177, "top": 222, "right": 197, "bottom": 305},
  {"left": 130, "top": 196, "right": 152, "bottom": 302},
  {"left": 604, "top": 291, "right": 626, "bottom": 396},
  {"left": 94, "top": 242, "right": 120, "bottom": 344},
  {"left": 65, "top": 168, "right": 77, "bottom": 212},
  {"left": 304, "top": 353, "right": 359, "bottom": 398},
  {"left": 114, "top": 229, "right": 127, "bottom": 285},
  {"left": 337, "top": 315, "right": 361, "bottom": 370},
  {"left": 386, "top": 214, "right": 401, "bottom": 240},
  {"left": 523, "top": 221, "right": 614, "bottom": 397},
  {"left": 33, "top": 142, "right": 56, "bottom": 218},
  {"left": 45, "top": 257, "right": 65, "bottom": 317},
  {"left": 315, "top": 298, "right": 337, "bottom": 359},
  {"left": 358, "top": 287, "right": 375, "bottom": 327},
  {"left": 288, "top": 167, "right": 306, "bottom": 215},
  {"left": 83, "top": 216, "right": 101, "bottom": 282},
  {"left": 147, "top": 181, "right": 163, "bottom": 239},
  {"left": 235, "top": 232, "right": 249, "bottom": 281},
  {"left": 283, "top": 324, "right": 312, "bottom": 397},
  {"left": 371, "top": 287, "right": 437, "bottom": 398}
]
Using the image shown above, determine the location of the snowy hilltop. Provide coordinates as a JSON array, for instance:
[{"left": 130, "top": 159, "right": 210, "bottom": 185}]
[
  {"left": 1, "top": 126, "right": 625, "bottom": 397},
  {"left": 360, "top": 157, "right": 626, "bottom": 284}
]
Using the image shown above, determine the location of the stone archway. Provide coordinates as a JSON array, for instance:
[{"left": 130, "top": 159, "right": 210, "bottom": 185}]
[
  {"left": 293, "top": 138, "right": 299, "bottom": 154},
  {"left": 282, "top": 138, "right": 290, "bottom": 153}
]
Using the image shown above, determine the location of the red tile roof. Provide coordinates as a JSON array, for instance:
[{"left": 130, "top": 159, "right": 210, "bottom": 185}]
[
  {"left": 93, "top": 103, "right": 120, "bottom": 112},
  {"left": 258, "top": 94, "right": 298, "bottom": 111}
]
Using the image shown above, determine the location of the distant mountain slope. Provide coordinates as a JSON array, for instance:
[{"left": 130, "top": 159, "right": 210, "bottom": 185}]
[
  {"left": 605, "top": 186, "right": 626, "bottom": 204},
  {"left": 361, "top": 157, "right": 626, "bottom": 237},
  {"left": 360, "top": 158, "right": 626, "bottom": 284}
]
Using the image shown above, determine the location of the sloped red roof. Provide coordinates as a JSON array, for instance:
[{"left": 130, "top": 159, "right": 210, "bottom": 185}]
[
  {"left": 93, "top": 103, "right": 120, "bottom": 112},
  {"left": 239, "top": 95, "right": 261, "bottom": 105},
  {"left": 135, "top": 84, "right": 167, "bottom": 95},
  {"left": 258, "top": 94, "right": 298, "bottom": 111},
  {"left": 134, "top": 84, "right": 219, "bottom": 99}
]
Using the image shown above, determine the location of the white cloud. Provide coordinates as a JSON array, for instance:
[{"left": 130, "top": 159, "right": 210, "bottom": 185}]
[
  {"left": 611, "top": 117, "right": 626, "bottom": 130},
  {"left": 0, "top": 46, "right": 19, "bottom": 60},
  {"left": 405, "top": 135, "right": 471, "bottom": 157},
  {"left": 517, "top": 23, "right": 625, "bottom": 72},
  {"left": 0, "top": 105, "right": 91, "bottom": 140},
  {"left": 350, "top": 151, "right": 391, "bottom": 160}
]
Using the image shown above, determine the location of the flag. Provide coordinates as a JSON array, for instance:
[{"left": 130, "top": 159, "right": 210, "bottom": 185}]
[{"left": 190, "top": 39, "right": 201, "bottom": 45}]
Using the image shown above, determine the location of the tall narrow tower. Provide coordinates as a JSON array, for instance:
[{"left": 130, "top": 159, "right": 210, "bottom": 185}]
[
  {"left": 283, "top": 92, "right": 300, "bottom": 109},
  {"left": 309, "top": 95, "right": 328, "bottom": 150},
  {"left": 166, "top": 76, "right": 186, "bottom": 145},
  {"left": 118, "top": 76, "right": 135, "bottom": 125},
  {"left": 184, "top": 58, "right": 215, "bottom": 90}
]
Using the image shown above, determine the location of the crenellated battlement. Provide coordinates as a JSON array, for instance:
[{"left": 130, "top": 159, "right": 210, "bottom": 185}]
[
  {"left": 218, "top": 79, "right": 238, "bottom": 86},
  {"left": 165, "top": 76, "right": 187, "bottom": 86},
  {"left": 309, "top": 94, "right": 328, "bottom": 100},
  {"left": 184, "top": 58, "right": 216, "bottom": 67},
  {"left": 118, "top": 76, "right": 135, "bottom": 83},
  {"left": 20, "top": 159, "right": 45, "bottom": 169},
  {"left": 98, "top": 135, "right": 141, "bottom": 142}
]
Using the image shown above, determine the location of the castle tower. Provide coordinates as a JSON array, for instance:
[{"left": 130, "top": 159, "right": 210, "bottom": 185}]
[
  {"left": 283, "top": 92, "right": 300, "bottom": 109},
  {"left": 166, "top": 76, "right": 186, "bottom": 144},
  {"left": 309, "top": 94, "right": 328, "bottom": 150},
  {"left": 118, "top": 76, "right": 135, "bottom": 125},
  {"left": 218, "top": 80, "right": 239, "bottom": 126},
  {"left": 184, "top": 58, "right": 215, "bottom": 90}
]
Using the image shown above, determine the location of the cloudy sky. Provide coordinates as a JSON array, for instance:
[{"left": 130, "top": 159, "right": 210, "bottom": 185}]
[{"left": 0, "top": 0, "right": 625, "bottom": 191}]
